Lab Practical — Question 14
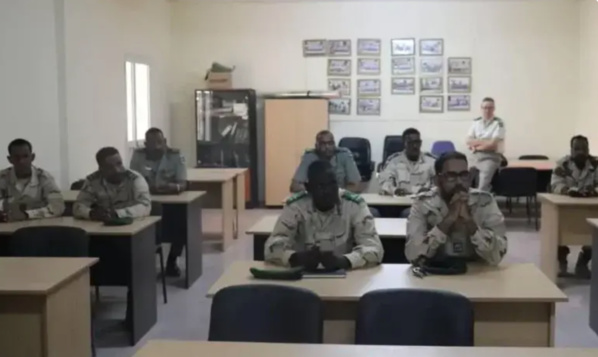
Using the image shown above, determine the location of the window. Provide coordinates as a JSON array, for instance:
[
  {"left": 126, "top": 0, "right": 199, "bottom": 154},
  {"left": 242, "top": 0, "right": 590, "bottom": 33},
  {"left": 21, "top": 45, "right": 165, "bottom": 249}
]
[{"left": 125, "top": 60, "right": 150, "bottom": 144}]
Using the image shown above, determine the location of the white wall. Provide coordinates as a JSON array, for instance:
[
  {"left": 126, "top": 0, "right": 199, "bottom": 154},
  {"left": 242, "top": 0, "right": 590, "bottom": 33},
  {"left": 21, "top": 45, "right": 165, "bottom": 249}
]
[
  {"left": 170, "top": 0, "right": 580, "bottom": 164},
  {"left": 0, "top": 0, "right": 65, "bottom": 184},
  {"left": 578, "top": 0, "right": 598, "bottom": 153}
]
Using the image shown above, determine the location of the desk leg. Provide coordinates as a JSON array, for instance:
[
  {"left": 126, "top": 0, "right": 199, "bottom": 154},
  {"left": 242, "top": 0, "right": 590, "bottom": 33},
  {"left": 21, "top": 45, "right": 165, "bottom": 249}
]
[
  {"left": 591, "top": 227, "right": 598, "bottom": 334},
  {"left": 184, "top": 200, "right": 203, "bottom": 288},
  {"left": 539, "top": 202, "right": 559, "bottom": 282},
  {"left": 253, "top": 234, "right": 267, "bottom": 261},
  {"left": 221, "top": 180, "right": 234, "bottom": 250},
  {"left": 234, "top": 172, "right": 246, "bottom": 239}
]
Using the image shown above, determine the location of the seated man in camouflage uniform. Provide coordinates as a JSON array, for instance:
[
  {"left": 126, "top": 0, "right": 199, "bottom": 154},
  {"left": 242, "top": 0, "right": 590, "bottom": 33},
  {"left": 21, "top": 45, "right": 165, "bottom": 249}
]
[
  {"left": 405, "top": 151, "right": 507, "bottom": 266},
  {"left": 74, "top": 147, "right": 151, "bottom": 221},
  {"left": 0, "top": 138, "right": 65, "bottom": 222},
  {"left": 551, "top": 135, "right": 596, "bottom": 279},
  {"left": 266, "top": 160, "right": 384, "bottom": 270},
  {"left": 378, "top": 128, "right": 435, "bottom": 218},
  {"left": 290, "top": 130, "right": 362, "bottom": 193}
]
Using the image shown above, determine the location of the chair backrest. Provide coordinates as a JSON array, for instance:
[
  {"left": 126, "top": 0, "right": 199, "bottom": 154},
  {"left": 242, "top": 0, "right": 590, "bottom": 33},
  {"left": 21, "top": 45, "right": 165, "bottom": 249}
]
[
  {"left": 338, "top": 137, "right": 372, "bottom": 165},
  {"left": 70, "top": 179, "right": 85, "bottom": 190},
  {"left": 494, "top": 167, "right": 538, "bottom": 197},
  {"left": 382, "top": 136, "right": 404, "bottom": 163},
  {"left": 431, "top": 141, "right": 456, "bottom": 157},
  {"left": 355, "top": 288, "right": 474, "bottom": 346},
  {"left": 518, "top": 155, "right": 549, "bottom": 161},
  {"left": 209, "top": 284, "right": 323, "bottom": 343},
  {"left": 10, "top": 226, "right": 89, "bottom": 257}
]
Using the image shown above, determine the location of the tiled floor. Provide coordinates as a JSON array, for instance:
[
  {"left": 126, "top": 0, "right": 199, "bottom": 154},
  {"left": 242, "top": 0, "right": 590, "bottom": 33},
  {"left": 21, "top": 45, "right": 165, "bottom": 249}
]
[{"left": 96, "top": 207, "right": 598, "bottom": 357}]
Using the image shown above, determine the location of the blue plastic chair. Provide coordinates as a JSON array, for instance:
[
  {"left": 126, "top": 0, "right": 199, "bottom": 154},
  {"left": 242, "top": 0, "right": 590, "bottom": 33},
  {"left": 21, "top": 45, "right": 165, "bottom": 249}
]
[
  {"left": 209, "top": 284, "right": 323, "bottom": 343},
  {"left": 431, "top": 141, "right": 456, "bottom": 157},
  {"left": 355, "top": 288, "right": 474, "bottom": 346}
]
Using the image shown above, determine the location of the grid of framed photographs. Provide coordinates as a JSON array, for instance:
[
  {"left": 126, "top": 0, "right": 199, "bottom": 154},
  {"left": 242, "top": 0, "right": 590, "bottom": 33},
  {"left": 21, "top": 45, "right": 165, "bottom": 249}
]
[{"left": 303, "top": 38, "right": 473, "bottom": 114}]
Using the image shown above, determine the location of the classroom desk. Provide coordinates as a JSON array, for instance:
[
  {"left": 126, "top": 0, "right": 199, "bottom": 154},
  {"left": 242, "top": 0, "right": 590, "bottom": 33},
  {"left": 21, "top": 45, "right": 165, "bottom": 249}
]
[
  {"left": 207, "top": 261, "right": 567, "bottom": 347},
  {"left": 587, "top": 218, "right": 598, "bottom": 336},
  {"left": 0, "top": 257, "right": 98, "bottom": 357},
  {"left": 63, "top": 191, "right": 205, "bottom": 289},
  {"left": 187, "top": 168, "right": 247, "bottom": 249},
  {"left": 507, "top": 160, "right": 554, "bottom": 171},
  {"left": 538, "top": 193, "right": 598, "bottom": 282},
  {"left": 132, "top": 340, "right": 598, "bottom": 357},
  {"left": 248, "top": 215, "right": 408, "bottom": 263},
  {"left": 0, "top": 216, "right": 161, "bottom": 345}
]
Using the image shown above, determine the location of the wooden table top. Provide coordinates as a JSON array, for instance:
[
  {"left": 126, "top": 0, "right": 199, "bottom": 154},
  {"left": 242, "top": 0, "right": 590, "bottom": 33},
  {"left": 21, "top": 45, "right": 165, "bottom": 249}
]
[
  {"left": 538, "top": 193, "right": 598, "bottom": 206},
  {"left": 63, "top": 190, "right": 206, "bottom": 204},
  {"left": 186, "top": 168, "right": 246, "bottom": 183},
  {"left": 0, "top": 216, "right": 161, "bottom": 236},
  {"left": 207, "top": 261, "right": 567, "bottom": 303},
  {"left": 361, "top": 193, "right": 413, "bottom": 206},
  {"left": 247, "top": 215, "right": 406, "bottom": 238},
  {"left": 133, "top": 340, "right": 597, "bottom": 357},
  {"left": 507, "top": 160, "right": 554, "bottom": 171},
  {"left": 0, "top": 257, "right": 98, "bottom": 295}
]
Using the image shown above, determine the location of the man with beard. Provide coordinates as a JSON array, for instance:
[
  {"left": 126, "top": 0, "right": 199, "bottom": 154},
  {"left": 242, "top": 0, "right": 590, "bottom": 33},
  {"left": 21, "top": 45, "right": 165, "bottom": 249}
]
[
  {"left": 0, "top": 138, "right": 65, "bottom": 221},
  {"left": 290, "top": 130, "right": 362, "bottom": 193},
  {"left": 130, "top": 128, "right": 187, "bottom": 276},
  {"left": 405, "top": 151, "right": 507, "bottom": 265},
  {"left": 551, "top": 135, "right": 597, "bottom": 278},
  {"left": 74, "top": 147, "right": 151, "bottom": 220},
  {"left": 265, "top": 160, "right": 383, "bottom": 270}
]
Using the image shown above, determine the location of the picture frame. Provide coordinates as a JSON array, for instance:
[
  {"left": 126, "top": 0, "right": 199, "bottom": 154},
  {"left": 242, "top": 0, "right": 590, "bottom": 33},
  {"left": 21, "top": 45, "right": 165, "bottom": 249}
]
[
  {"left": 448, "top": 76, "right": 472, "bottom": 93},
  {"left": 391, "top": 38, "right": 415, "bottom": 56},
  {"left": 357, "top": 39, "right": 381, "bottom": 56},
  {"left": 328, "top": 39, "right": 352, "bottom": 56},
  {"left": 357, "top": 58, "right": 381, "bottom": 75},
  {"left": 327, "top": 59, "right": 352, "bottom": 76},
  {"left": 329, "top": 98, "right": 351, "bottom": 115},
  {"left": 391, "top": 77, "right": 415, "bottom": 95},
  {"left": 447, "top": 95, "right": 471, "bottom": 111},
  {"left": 420, "top": 96, "right": 444, "bottom": 113},
  {"left": 357, "top": 98, "right": 381, "bottom": 115},
  {"left": 420, "top": 38, "right": 444, "bottom": 56},
  {"left": 391, "top": 57, "right": 415, "bottom": 75},
  {"left": 357, "top": 79, "right": 381, "bottom": 96},
  {"left": 448, "top": 57, "right": 472, "bottom": 75},
  {"left": 420, "top": 77, "right": 443, "bottom": 94},
  {"left": 328, "top": 78, "right": 351, "bottom": 96},
  {"left": 303, "top": 39, "right": 327, "bottom": 57},
  {"left": 420, "top": 57, "right": 443, "bottom": 75}
]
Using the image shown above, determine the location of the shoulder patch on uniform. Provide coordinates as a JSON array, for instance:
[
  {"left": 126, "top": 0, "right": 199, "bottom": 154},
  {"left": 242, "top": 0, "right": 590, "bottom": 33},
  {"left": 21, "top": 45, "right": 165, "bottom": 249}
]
[
  {"left": 341, "top": 191, "right": 364, "bottom": 203},
  {"left": 285, "top": 191, "right": 309, "bottom": 205},
  {"left": 86, "top": 171, "right": 101, "bottom": 181},
  {"left": 304, "top": 148, "right": 316, "bottom": 154},
  {"left": 473, "top": 117, "right": 482, "bottom": 121},
  {"left": 423, "top": 152, "right": 436, "bottom": 159},
  {"left": 125, "top": 170, "right": 138, "bottom": 180},
  {"left": 413, "top": 189, "right": 435, "bottom": 200},
  {"left": 469, "top": 189, "right": 494, "bottom": 206},
  {"left": 495, "top": 117, "right": 505, "bottom": 128}
]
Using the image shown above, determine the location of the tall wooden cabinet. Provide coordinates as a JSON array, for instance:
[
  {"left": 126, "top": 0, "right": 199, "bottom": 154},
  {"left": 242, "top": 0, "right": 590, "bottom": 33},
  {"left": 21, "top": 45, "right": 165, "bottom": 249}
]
[{"left": 264, "top": 98, "right": 329, "bottom": 206}]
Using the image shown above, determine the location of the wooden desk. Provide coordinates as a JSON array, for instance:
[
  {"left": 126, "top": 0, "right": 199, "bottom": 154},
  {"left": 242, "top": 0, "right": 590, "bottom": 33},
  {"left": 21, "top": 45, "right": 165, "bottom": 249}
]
[
  {"left": 208, "top": 261, "right": 567, "bottom": 347},
  {"left": 538, "top": 193, "right": 598, "bottom": 282},
  {"left": 63, "top": 191, "right": 206, "bottom": 289},
  {"left": 361, "top": 193, "right": 413, "bottom": 207},
  {"left": 508, "top": 160, "right": 554, "bottom": 171},
  {"left": 0, "top": 217, "right": 161, "bottom": 345},
  {"left": 187, "top": 168, "right": 247, "bottom": 249},
  {"left": 133, "top": 341, "right": 598, "bottom": 357},
  {"left": 0, "top": 257, "right": 97, "bottom": 357},
  {"left": 248, "top": 215, "right": 408, "bottom": 263},
  {"left": 587, "top": 218, "right": 598, "bottom": 336}
]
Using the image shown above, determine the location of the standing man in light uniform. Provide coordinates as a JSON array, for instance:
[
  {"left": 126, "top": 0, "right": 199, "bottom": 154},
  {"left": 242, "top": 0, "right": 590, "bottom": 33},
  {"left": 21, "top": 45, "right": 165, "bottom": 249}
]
[{"left": 466, "top": 97, "right": 505, "bottom": 192}]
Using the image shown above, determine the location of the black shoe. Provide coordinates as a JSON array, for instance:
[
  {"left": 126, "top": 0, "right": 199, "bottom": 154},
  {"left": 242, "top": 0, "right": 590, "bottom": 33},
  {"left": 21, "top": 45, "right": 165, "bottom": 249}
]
[{"left": 166, "top": 262, "right": 182, "bottom": 277}]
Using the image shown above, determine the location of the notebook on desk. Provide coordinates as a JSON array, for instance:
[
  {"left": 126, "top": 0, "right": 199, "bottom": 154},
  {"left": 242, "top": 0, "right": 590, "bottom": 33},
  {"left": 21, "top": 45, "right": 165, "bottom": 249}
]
[{"left": 302, "top": 269, "right": 347, "bottom": 279}]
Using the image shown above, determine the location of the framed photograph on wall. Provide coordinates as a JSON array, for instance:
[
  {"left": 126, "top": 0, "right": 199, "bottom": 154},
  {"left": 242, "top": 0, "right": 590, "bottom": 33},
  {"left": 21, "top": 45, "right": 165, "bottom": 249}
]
[
  {"left": 357, "top": 58, "right": 381, "bottom": 75},
  {"left": 420, "top": 77, "right": 443, "bottom": 94},
  {"left": 420, "top": 96, "right": 444, "bottom": 113},
  {"left": 328, "top": 59, "right": 352, "bottom": 76},
  {"left": 357, "top": 79, "right": 381, "bottom": 96},
  {"left": 329, "top": 98, "right": 351, "bottom": 115},
  {"left": 391, "top": 77, "right": 415, "bottom": 95},
  {"left": 391, "top": 38, "right": 415, "bottom": 56},
  {"left": 392, "top": 57, "right": 415, "bottom": 75},
  {"left": 303, "top": 39, "right": 327, "bottom": 57},
  {"left": 420, "top": 57, "right": 443, "bottom": 75},
  {"left": 448, "top": 57, "right": 472, "bottom": 74},
  {"left": 357, "top": 39, "right": 381, "bottom": 56},
  {"left": 328, "top": 78, "right": 351, "bottom": 96},
  {"left": 328, "top": 39, "right": 352, "bottom": 56},
  {"left": 357, "top": 98, "right": 381, "bottom": 115},
  {"left": 448, "top": 76, "right": 472, "bottom": 93},
  {"left": 447, "top": 95, "right": 471, "bottom": 111},
  {"left": 420, "top": 38, "right": 444, "bottom": 56}
]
